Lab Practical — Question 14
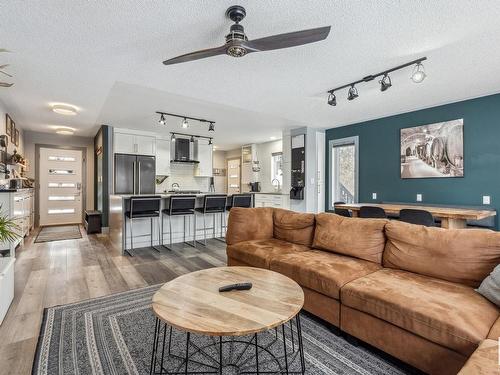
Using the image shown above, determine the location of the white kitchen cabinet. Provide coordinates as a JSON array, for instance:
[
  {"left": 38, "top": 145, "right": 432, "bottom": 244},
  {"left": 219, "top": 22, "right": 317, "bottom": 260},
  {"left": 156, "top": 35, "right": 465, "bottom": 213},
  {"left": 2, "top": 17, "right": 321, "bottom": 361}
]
[
  {"left": 156, "top": 138, "right": 171, "bottom": 176},
  {"left": 0, "top": 257, "right": 15, "bottom": 325},
  {"left": 253, "top": 194, "right": 290, "bottom": 209},
  {"left": 194, "top": 139, "right": 213, "bottom": 177},
  {"left": 114, "top": 130, "right": 156, "bottom": 156}
]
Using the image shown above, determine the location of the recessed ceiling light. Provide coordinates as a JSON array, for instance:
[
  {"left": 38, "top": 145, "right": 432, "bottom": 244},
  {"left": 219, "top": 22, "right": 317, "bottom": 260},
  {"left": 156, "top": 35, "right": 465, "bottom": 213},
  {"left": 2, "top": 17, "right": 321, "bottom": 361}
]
[
  {"left": 56, "top": 127, "right": 75, "bottom": 135},
  {"left": 52, "top": 104, "right": 78, "bottom": 116}
]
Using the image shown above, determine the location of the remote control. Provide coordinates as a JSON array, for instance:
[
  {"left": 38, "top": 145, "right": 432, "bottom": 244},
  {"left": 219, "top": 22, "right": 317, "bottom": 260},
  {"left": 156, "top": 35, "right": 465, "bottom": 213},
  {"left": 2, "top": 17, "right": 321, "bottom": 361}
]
[{"left": 218, "top": 282, "right": 253, "bottom": 292}]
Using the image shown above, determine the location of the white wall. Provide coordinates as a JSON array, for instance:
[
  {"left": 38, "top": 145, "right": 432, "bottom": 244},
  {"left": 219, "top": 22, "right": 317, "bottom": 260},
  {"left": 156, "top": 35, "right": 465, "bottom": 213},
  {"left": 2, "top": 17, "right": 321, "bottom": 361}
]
[
  {"left": 213, "top": 150, "right": 227, "bottom": 193},
  {"left": 23, "top": 130, "right": 94, "bottom": 210}
]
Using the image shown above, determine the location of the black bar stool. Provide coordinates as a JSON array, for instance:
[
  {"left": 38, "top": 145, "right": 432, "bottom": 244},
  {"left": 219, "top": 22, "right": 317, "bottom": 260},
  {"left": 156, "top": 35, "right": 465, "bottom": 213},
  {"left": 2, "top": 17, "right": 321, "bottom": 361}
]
[
  {"left": 162, "top": 195, "right": 197, "bottom": 250},
  {"left": 194, "top": 194, "right": 227, "bottom": 246},
  {"left": 334, "top": 201, "right": 352, "bottom": 217},
  {"left": 218, "top": 194, "right": 253, "bottom": 241},
  {"left": 359, "top": 206, "right": 387, "bottom": 218},
  {"left": 124, "top": 196, "right": 162, "bottom": 257}
]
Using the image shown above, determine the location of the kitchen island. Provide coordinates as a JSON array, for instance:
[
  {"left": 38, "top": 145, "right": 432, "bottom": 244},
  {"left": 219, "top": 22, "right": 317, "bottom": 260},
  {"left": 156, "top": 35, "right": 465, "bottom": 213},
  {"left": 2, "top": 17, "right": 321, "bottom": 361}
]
[{"left": 109, "top": 193, "right": 243, "bottom": 255}]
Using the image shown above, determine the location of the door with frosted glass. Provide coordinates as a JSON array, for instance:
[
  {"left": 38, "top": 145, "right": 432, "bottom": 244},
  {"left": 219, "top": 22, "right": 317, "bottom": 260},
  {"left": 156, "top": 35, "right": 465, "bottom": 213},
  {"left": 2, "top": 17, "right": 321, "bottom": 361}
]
[
  {"left": 39, "top": 148, "right": 83, "bottom": 226},
  {"left": 331, "top": 140, "right": 357, "bottom": 205}
]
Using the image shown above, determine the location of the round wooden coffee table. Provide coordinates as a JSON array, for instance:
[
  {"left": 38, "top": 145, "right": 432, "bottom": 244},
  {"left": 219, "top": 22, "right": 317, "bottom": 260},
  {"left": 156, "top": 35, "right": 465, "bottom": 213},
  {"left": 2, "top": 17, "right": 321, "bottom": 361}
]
[{"left": 150, "top": 266, "right": 305, "bottom": 375}]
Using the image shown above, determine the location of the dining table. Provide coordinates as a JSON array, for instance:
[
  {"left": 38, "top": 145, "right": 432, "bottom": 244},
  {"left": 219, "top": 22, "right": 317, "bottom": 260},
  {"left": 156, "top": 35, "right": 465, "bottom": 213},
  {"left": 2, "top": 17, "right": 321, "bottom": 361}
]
[{"left": 334, "top": 203, "right": 497, "bottom": 229}]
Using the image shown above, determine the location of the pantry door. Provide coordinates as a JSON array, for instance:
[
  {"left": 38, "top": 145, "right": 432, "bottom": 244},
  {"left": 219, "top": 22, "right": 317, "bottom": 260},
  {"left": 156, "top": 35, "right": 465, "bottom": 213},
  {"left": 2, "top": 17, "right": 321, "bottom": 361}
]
[{"left": 39, "top": 147, "right": 84, "bottom": 226}]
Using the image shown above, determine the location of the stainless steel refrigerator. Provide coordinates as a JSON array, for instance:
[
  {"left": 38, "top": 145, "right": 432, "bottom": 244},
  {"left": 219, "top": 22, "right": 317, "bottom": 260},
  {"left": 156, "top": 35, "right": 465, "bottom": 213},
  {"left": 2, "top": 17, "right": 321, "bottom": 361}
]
[{"left": 114, "top": 154, "right": 155, "bottom": 194}]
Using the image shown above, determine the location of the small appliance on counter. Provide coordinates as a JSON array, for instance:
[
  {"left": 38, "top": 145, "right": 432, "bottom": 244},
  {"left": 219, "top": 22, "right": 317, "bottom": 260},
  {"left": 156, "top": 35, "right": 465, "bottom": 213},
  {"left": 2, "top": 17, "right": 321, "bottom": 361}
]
[
  {"left": 249, "top": 182, "right": 261, "bottom": 192},
  {"left": 9, "top": 178, "right": 24, "bottom": 190}
]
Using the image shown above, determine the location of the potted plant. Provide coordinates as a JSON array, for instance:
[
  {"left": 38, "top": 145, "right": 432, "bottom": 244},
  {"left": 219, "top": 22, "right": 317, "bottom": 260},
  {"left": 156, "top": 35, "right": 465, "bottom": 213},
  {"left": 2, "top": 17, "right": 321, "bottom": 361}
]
[{"left": 0, "top": 207, "right": 18, "bottom": 243}]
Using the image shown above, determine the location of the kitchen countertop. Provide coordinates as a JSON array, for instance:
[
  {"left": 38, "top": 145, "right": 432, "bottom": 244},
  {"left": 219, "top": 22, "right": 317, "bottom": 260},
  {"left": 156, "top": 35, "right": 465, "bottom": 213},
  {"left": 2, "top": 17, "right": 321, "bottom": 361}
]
[
  {"left": 251, "top": 192, "right": 288, "bottom": 195},
  {"left": 0, "top": 188, "right": 34, "bottom": 193}
]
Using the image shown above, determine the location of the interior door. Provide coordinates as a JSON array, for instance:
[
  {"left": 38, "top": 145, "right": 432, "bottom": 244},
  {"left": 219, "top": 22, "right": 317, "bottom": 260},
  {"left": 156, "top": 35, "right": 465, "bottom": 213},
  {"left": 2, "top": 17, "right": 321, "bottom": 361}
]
[
  {"left": 137, "top": 156, "right": 155, "bottom": 194},
  {"left": 39, "top": 148, "right": 83, "bottom": 226},
  {"left": 227, "top": 158, "right": 241, "bottom": 194}
]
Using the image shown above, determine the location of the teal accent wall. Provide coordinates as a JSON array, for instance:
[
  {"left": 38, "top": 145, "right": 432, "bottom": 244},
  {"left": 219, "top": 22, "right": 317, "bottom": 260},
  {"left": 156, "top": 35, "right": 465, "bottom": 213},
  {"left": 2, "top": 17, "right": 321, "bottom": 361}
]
[{"left": 325, "top": 93, "right": 500, "bottom": 229}]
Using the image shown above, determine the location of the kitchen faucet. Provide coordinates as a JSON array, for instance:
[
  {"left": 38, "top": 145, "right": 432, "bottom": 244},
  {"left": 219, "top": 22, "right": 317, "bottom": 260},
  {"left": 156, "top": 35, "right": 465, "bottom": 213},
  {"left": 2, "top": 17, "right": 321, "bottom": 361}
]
[
  {"left": 171, "top": 182, "right": 180, "bottom": 191},
  {"left": 271, "top": 178, "right": 281, "bottom": 192}
]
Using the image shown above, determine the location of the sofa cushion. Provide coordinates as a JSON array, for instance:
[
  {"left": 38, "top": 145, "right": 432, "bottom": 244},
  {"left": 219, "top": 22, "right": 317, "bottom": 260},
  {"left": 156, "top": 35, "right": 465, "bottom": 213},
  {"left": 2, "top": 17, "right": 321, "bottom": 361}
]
[
  {"left": 341, "top": 268, "right": 499, "bottom": 356},
  {"left": 458, "top": 339, "right": 499, "bottom": 375},
  {"left": 273, "top": 208, "right": 315, "bottom": 246},
  {"left": 313, "top": 213, "right": 388, "bottom": 263},
  {"left": 226, "top": 207, "right": 274, "bottom": 245},
  {"left": 384, "top": 220, "right": 500, "bottom": 287},
  {"left": 270, "top": 250, "right": 381, "bottom": 299},
  {"left": 226, "top": 238, "right": 310, "bottom": 269}
]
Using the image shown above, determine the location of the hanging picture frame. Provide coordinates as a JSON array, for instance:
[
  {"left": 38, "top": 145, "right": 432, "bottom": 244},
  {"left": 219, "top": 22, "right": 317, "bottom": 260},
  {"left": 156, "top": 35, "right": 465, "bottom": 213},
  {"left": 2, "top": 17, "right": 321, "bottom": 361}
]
[
  {"left": 14, "top": 127, "right": 19, "bottom": 147},
  {"left": 5, "top": 114, "right": 12, "bottom": 136}
]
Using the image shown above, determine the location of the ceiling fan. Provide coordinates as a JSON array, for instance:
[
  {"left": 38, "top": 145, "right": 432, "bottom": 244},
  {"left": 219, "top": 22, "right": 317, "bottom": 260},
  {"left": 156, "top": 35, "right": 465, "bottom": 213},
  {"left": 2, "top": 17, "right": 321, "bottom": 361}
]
[{"left": 163, "top": 5, "right": 331, "bottom": 66}]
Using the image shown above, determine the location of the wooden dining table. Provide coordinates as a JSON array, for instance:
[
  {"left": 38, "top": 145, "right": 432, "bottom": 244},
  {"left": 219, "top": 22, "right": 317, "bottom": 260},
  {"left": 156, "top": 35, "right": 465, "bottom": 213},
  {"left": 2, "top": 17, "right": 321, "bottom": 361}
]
[{"left": 335, "top": 203, "right": 497, "bottom": 229}]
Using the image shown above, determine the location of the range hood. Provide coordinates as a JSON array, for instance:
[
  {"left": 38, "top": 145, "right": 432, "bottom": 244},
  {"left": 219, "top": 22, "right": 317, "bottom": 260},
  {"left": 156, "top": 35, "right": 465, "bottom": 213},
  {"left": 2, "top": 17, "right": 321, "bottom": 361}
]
[{"left": 170, "top": 138, "right": 199, "bottom": 164}]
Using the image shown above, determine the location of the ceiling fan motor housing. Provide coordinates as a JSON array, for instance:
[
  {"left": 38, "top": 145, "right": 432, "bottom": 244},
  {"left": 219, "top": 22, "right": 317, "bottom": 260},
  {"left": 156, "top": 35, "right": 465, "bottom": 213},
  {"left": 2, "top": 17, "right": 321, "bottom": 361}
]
[{"left": 225, "top": 17, "right": 248, "bottom": 57}]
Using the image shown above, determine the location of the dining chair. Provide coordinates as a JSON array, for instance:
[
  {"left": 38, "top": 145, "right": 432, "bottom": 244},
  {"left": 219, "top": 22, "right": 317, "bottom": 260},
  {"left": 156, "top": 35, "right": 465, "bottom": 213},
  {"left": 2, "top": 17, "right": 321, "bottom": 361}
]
[
  {"left": 333, "top": 201, "right": 351, "bottom": 217},
  {"left": 359, "top": 206, "right": 387, "bottom": 219},
  {"left": 399, "top": 209, "right": 435, "bottom": 227}
]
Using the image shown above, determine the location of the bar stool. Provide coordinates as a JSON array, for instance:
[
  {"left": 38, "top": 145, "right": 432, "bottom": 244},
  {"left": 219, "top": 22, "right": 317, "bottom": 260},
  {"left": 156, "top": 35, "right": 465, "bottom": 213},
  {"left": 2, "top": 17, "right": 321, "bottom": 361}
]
[
  {"left": 162, "top": 195, "right": 197, "bottom": 250},
  {"left": 124, "top": 195, "right": 162, "bottom": 257},
  {"left": 194, "top": 194, "right": 227, "bottom": 246},
  {"left": 218, "top": 193, "right": 253, "bottom": 241}
]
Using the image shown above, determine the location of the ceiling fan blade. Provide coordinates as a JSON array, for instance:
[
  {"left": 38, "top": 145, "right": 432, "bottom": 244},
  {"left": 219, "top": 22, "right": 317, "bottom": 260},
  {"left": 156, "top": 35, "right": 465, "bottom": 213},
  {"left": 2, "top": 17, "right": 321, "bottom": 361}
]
[
  {"left": 0, "top": 70, "right": 13, "bottom": 78},
  {"left": 0, "top": 82, "right": 13, "bottom": 87},
  {"left": 0, "top": 49, "right": 10, "bottom": 53},
  {"left": 244, "top": 26, "right": 331, "bottom": 52},
  {"left": 163, "top": 44, "right": 227, "bottom": 65}
]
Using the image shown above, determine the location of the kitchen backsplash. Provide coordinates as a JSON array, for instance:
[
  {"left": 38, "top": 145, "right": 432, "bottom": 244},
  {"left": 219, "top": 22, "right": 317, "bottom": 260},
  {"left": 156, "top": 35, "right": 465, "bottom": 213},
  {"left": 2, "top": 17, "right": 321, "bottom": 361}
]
[{"left": 156, "top": 163, "right": 210, "bottom": 192}]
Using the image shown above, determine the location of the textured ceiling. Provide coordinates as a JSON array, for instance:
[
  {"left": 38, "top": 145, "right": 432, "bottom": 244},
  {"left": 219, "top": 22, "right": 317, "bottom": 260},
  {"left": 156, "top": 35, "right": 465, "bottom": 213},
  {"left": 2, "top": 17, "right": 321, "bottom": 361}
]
[{"left": 1, "top": 1, "right": 500, "bottom": 149}]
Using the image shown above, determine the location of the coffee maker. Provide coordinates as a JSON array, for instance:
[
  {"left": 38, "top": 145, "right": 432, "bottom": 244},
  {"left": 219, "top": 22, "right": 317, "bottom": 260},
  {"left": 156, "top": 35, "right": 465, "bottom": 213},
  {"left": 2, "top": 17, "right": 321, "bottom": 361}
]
[{"left": 249, "top": 182, "right": 261, "bottom": 192}]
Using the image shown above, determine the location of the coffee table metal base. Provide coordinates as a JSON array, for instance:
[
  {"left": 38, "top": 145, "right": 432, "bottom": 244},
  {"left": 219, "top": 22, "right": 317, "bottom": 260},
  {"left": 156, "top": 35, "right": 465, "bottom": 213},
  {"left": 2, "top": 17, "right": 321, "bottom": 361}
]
[{"left": 150, "top": 315, "right": 305, "bottom": 375}]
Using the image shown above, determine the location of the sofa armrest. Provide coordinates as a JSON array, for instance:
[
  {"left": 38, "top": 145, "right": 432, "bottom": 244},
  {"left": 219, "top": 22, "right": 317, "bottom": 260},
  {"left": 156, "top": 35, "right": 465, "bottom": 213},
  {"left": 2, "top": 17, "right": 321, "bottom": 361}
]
[{"left": 226, "top": 207, "right": 274, "bottom": 245}]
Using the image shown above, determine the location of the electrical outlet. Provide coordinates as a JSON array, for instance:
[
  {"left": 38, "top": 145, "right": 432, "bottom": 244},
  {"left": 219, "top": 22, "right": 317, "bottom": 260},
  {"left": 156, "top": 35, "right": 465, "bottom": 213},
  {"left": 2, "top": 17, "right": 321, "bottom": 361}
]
[
  {"left": 416, "top": 194, "right": 423, "bottom": 202},
  {"left": 372, "top": 193, "right": 377, "bottom": 200},
  {"left": 483, "top": 196, "right": 491, "bottom": 205}
]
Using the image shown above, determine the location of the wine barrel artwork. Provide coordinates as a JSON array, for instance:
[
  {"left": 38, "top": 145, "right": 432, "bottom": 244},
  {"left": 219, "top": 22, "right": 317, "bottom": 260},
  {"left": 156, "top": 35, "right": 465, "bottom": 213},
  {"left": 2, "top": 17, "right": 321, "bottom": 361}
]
[{"left": 400, "top": 119, "right": 464, "bottom": 179}]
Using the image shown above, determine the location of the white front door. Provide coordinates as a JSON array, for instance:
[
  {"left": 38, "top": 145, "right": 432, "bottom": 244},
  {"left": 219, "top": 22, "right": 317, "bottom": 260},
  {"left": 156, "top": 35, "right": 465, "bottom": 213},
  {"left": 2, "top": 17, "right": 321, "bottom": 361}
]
[{"left": 39, "top": 148, "right": 83, "bottom": 226}]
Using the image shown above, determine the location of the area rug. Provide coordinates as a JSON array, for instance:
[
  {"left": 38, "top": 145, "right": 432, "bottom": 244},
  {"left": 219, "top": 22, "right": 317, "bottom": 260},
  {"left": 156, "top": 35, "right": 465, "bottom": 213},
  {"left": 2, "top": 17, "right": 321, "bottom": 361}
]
[
  {"left": 35, "top": 225, "right": 82, "bottom": 243},
  {"left": 32, "top": 285, "right": 413, "bottom": 375}
]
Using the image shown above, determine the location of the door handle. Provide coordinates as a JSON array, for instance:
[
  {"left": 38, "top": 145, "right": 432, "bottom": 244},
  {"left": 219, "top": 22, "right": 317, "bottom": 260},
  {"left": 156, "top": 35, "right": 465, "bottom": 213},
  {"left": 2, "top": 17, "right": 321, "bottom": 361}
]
[
  {"left": 138, "top": 162, "right": 141, "bottom": 194},
  {"left": 133, "top": 161, "right": 136, "bottom": 194}
]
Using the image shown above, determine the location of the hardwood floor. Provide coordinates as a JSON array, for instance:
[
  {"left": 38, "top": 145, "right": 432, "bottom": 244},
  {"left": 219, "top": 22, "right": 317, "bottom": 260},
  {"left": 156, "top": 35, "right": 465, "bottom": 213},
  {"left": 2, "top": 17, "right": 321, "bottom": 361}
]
[{"left": 0, "top": 227, "right": 227, "bottom": 375}]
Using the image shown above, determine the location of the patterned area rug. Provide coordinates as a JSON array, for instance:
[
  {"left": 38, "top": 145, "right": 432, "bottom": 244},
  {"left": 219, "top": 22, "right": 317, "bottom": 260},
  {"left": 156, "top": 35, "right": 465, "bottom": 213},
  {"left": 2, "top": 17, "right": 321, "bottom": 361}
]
[
  {"left": 35, "top": 225, "right": 82, "bottom": 243},
  {"left": 32, "top": 285, "right": 413, "bottom": 375}
]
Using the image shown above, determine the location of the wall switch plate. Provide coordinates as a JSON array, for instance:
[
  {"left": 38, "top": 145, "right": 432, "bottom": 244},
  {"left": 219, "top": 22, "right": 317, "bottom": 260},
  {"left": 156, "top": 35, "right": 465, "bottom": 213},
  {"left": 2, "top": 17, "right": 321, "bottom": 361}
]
[
  {"left": 483, "top": 196, "right": 491, "bottom": 205},
  {"left": 416, "top": 194, "right": 423, "bottom": 202},
  {"left": 372, "top": 193, "right": 377, "bottom": 200}
]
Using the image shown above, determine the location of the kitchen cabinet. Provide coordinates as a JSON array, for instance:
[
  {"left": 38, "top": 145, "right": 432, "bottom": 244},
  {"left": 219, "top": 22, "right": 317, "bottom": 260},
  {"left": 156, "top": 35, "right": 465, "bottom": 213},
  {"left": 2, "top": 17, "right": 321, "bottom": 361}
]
[
  {"left": 194, "top": 139, "right": 213, "bottom": 177},
  {"left": 253, "top": 193, "right": 290, "bottom": 209},
  {"left": 114, "top": 130, "right": 156, "bottom": 156},
  {"left": 155, "top": 138, "right": 171, "bottom": 176}
]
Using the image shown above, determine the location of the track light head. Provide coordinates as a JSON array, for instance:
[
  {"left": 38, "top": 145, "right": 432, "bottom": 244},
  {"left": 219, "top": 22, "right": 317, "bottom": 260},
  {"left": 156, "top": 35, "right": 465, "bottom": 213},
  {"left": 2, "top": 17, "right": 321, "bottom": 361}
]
[
  {"left": 208, "top": 138, "right": 213, "bottom": 145},
  {"left": 171, "top": 133, "right": 176, "bottom": 142},
  {"left": 411, "top": 63, "right": 426, "bottom": 83},
  {"left": 208, "top": 122, "right": 215, "bottom": 131},
  {"left": 327, "top": 92, "right": 337, "bottom": 106},
  {"left": 380, "top": 74, "right": 392, "bottom": 92},
  {"left": 159, "top": 113, "right": 166, "bottom": 125},
  {"left": 181, "top": 118, "right": 189, "bottom": 128},
  {"left": 190, "top": 136, "right": 195, "bottom": 143},
  {"left": 347, "top": 85, "right": 359, "bottom": 101}
]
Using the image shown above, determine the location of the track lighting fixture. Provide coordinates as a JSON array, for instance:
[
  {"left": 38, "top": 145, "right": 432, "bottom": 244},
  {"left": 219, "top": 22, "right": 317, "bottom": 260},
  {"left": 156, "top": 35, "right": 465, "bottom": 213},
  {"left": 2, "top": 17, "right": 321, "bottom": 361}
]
[
  {"left": 347, "top": 85, "right": 359, "bottom": 101},
  {"left": 156, "top": 111, "right": 216, "bottom": 132},
  {"left": 171, "top": 133, "right": 176, "bottom": 142},
  {"left": 327, "top": 92, "right": 337, "bottom": 106},
  {"left": 170, "top": 132, "right": 213, "bottom": 145},
  {"left": 208, "top": 138, "right": 213, "bottom": 145},
  {"left": 190, "top": 136, "right": 195, "bottom": 143},
  {"left": 326, "top": 57, "right": 426, "bottom": 107},
  {"left": 380, "top": 74, "right": 392, "bottom": 92},
  {"left": 411, "top": 62, "right": 426, "bottom": 83}
]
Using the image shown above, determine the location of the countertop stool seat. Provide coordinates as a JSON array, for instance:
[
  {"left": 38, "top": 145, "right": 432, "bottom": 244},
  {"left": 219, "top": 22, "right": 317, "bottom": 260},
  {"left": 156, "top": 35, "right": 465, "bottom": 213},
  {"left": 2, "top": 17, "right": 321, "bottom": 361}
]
[
  {"left": 124, "top": 196, "right": 162, "bottom": 257},
  {"left": 194, "top": 194, "right": 227, "bottom": 246},
  {"left": 218, "top": 193, "right": 253, "bottom": 242},
  {"left": 162, "top": 195, "right": 197, "bottom": 250}
]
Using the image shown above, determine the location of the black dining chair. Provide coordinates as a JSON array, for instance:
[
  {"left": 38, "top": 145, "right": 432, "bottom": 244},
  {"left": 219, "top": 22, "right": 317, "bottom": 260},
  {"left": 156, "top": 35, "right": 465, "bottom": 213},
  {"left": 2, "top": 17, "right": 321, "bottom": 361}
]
[
  {"left": 124, "top": 195, "right": 162, "bottom": 256},
  {"left": 195, "top": 194, "right": 227, "bottom": 246},
  {"left": 333, "top": 201, "right": 351, "bottom": 217},
  {"left": 161, "top": 195, "right": 197, "bottom": 250},
  {"left": 399, "top": 209, "right": 435, "bottom": 227},
  {"left": 359, "top": 206, "right": 387, "bottom": 219}
]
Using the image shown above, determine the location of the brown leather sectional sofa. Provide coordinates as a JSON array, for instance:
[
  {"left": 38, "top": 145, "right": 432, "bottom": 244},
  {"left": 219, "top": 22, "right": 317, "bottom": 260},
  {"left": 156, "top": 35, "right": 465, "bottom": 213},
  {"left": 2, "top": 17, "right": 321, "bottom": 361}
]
[{"left": 225, "top": 207, "right": 500, "bottom": 375}]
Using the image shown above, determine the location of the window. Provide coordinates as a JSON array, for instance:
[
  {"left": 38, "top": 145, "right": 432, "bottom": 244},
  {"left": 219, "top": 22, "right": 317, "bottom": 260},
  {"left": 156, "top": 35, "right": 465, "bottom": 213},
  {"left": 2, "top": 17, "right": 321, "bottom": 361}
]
[
  {"left": 49, "top": 196, "right": 75, "bottom": 201},
  {"left": 48, "top": 156, "right": 76, "bottom": 162},
  {"left": 48, "top": 182, "right": 76, "bottom": 188},
  {"left": 271, "top": 152, "right": 283, "bottom": 187},
  {"left": 49, "top": 169, "right": 75, "bottom": 175},
  {"left": 48, "top": 208, "right": 75, "bottom": 214},
  {"left": 330, "top": 136, "right": 358, "bottom": 208}
]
